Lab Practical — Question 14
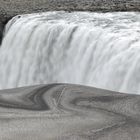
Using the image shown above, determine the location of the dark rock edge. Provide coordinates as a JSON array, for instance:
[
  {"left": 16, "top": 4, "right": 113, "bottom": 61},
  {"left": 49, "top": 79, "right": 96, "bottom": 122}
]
[{"left": 1, "top": 0, "right": 140, "bottom": 44}]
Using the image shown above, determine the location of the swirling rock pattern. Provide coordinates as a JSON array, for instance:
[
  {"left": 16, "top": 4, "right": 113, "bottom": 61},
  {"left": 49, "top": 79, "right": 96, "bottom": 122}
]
[{"left": 0, "top": 83, "right": 140, "bottom": 140}]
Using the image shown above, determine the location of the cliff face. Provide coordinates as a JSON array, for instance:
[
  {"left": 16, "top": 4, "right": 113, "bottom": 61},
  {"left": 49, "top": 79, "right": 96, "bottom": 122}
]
[
  {"left": 0, "top": 0, "right": 140, "bottom": 44},
  {"left": 0, "top": 23, "right": 4, "bottom": 44},
  {"left": 0, "top": 23, "right": 3, "bottom": 44},
  {"left": 1, "top": 0, "right": 140, "bottom": 23},
  {"left": 0, "top": 0, "right": 139, "bottom": 43}
]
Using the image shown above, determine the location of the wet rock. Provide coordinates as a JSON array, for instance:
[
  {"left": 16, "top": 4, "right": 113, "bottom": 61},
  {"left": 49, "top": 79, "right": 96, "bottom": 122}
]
[
  {"left": 0, "top": 22, "right": 4, "bottom": 45},
  {"left": 0, "top": 0, "right": 140, "bottom": 43}
]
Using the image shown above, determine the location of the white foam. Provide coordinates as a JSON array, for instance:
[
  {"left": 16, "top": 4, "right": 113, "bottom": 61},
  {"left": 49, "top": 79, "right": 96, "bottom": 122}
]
[{"left": 1, "top": 11, "right": 140, "bottom": 94}]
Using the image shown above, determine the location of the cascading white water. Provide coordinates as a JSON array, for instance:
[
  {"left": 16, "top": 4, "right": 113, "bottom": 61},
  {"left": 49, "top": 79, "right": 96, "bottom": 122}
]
[{"left": 1, "top": 11, "right": 140, "bottom": 94}]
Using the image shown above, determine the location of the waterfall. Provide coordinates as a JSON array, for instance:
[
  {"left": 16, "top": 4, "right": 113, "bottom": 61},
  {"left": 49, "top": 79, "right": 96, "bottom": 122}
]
[{"left": 0, "top": 11, "right": 140, "bottom": 94}]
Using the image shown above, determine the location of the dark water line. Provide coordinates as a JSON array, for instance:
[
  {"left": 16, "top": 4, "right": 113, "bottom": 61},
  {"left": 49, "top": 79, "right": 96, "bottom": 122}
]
[{"left": 0, "top": 22, "right": 4, "bottom": 45}]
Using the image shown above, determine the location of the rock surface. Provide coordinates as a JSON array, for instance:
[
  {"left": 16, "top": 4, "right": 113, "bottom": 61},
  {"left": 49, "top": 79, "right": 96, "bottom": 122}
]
[
  {"left": 0, "top": 22, "right": 4, "bottom": 44},
  {"left": 1, "top": 0, "right": 140, "bottom": 21},
  {"left": 1, "top": 0, "right": 140, "bottom": 43},
  {"left": 0, "top": 83, "right": 140, "bottom": 140}
]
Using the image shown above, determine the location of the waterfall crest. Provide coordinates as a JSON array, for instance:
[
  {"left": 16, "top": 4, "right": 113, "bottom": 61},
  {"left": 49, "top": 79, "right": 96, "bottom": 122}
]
[{"left": 1, "top": 11, "right": 140, "bottom": 94}]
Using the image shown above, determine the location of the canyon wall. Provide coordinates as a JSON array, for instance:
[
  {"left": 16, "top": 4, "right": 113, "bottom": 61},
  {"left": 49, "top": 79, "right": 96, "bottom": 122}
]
[{"left": 0, "top": 0, "right": 140, "bottom": 39}]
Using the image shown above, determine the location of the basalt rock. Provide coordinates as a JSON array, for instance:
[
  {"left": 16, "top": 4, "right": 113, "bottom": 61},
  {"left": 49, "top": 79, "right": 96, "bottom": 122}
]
[
  {"left": 0, "top": 0, "right": 140, "bottom": 44},
  {"left": 0, "top": 23, "right": 3, "bottom": 44}
]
